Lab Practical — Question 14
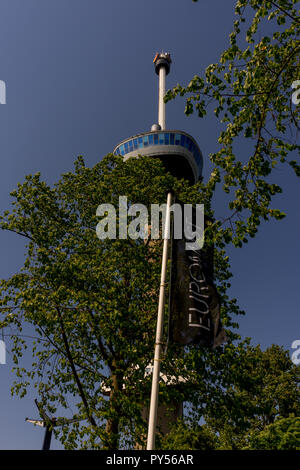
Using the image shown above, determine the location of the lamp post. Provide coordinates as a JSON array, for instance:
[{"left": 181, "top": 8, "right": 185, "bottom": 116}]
[
  {"left": 26, "top": 399, "right": 84, "bottom": 450},
  {"left": 146, "top": 191, "right": 173, "bottom": 450}
]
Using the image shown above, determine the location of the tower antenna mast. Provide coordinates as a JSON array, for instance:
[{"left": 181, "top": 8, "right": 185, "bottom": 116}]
[{"left": 153, "top": 52, "right": 171, "bottom": 130}]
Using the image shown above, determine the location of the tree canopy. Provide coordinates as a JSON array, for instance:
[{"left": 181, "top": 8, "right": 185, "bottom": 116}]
[
  {"left": 1, "top": 154, "right": 298, "bottom": 449},
  {"left": 245, "top": 416, "right": 300, "bottom": 450},
  {"left": 167, "top": 0, "right": 300, "bottom": 248},
  {"left": 0, "top": 155, "right": 243, "bottom": 449}
]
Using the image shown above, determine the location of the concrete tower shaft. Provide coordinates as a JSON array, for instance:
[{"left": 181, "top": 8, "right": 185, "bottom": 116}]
[{"left": 153, "top": 52, "right": 172, "bottom": 130}]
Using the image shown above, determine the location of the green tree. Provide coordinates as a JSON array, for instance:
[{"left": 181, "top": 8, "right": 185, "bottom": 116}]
[
  {"left": 245, "top": 416, "right": 300, "bottom": 449},
  {"left": 159, "top": 344, "right": 300, "bottom": 450},
  {"left": 0, "top": 154, "right": 242, "bottom": 449},
  {"left": 160, "top": 420, "right": 218, "bottom": 450},
  {"left": 167, "top": 0, "right": 300, "bottom": 248},
  {"left": 204, "top": 343, "right": 300, "bottom": 449}
]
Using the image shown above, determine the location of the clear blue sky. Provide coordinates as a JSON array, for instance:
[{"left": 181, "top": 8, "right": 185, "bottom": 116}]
[{"left": 0, "top": 0, "right": 299, "bottom": 449}]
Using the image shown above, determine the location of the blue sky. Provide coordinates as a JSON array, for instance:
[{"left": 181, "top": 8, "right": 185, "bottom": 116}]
[{"left": 0, "top": 0, "right": 299, "bottom": 449}]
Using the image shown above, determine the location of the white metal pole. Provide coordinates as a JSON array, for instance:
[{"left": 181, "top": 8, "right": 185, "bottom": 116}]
[
  {"left": 146, "top": 191, "right": 173, "bottom": 450},
  {"left": 158, "top": 66, "right": 166, "bottom": 130}
]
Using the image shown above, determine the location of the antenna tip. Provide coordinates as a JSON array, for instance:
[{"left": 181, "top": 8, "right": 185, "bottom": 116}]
[{"left": 153, "top": 52, "right": 172, "bottom": 75}]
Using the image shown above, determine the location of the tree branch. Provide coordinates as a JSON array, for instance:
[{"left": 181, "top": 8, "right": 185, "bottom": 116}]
[
  {"left": 55, "top": 306, "right": 96, "bottom": 427},
  {"left": 268, "top": 0, "right": 300, "bottom": 23}
]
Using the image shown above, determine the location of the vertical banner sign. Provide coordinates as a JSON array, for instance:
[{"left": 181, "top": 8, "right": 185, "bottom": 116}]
[{"left": 170, "top": 210, "right": 226, "bottom": 348}]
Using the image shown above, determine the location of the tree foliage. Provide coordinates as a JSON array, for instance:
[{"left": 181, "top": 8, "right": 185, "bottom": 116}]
[
  {"left": 245, "top": 416, "right": 300, "bottom": 449},
  {"left": 160, "top": 420, "right": 218, "bottom": 450},
  {"left": 204, "top": 343, "right": 300, "bottom": 449},
  {"left": 0, "top": 155, "right": 243, "bottom": 449},
  {"left": 161, "top": 344, "right": 300, "bottom": 450},
  {"left": 167, "top": 0, "right": 300, "bottom": 248}
]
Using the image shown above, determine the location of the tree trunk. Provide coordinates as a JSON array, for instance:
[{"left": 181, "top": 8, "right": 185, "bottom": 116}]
[{"left": 104, "top": 366, "right": 122, "bottom": 450}]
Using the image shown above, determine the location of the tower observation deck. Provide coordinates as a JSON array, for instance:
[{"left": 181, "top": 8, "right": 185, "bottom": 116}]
[{"left": 113, "top": 53, "right": 203, "bottom": 184}]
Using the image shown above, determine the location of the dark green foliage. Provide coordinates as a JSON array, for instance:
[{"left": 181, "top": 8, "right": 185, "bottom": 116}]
[
  {"left": 0, "top": 155, "right": 242, "bottom": 449},
  {"left": 160, "top": 420, "right": 218, "bottom": 450},
  {"left": 245, "top": 417, "right": 300, "bottom": 450},
  {"left": 167, "top": 0, "right": 300, "bottom": 249}
]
